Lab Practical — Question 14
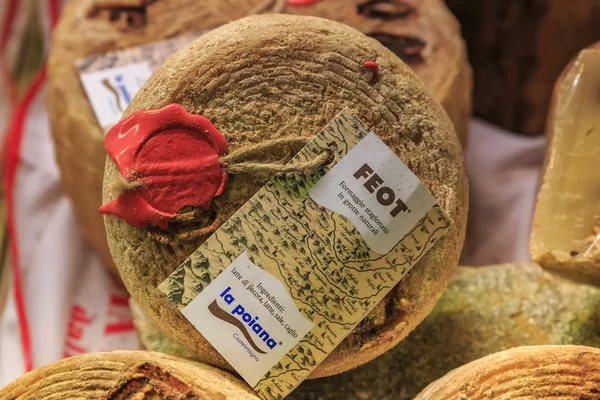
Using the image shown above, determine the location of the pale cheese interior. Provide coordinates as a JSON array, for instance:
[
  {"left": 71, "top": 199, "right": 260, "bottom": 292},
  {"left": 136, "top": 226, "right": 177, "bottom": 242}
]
[{"left": 531, "top": 49, "right": 600, "bottom": 264}]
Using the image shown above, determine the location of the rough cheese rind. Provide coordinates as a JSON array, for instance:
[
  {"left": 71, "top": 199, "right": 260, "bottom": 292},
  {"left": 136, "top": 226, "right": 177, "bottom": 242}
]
[
  {"left": 0, "top": 351, "right": 258, "bottom": 399},
  {"left": 134, "top": 263, "right": 600, "bottom": 399},
  {"left": 414, "top": 345, "right": 600, "bottom": 400}
]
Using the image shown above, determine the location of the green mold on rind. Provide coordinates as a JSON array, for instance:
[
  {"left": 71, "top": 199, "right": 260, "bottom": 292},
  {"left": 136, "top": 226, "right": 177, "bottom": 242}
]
[{"left": 132, "top": 262, "right": 600, "bottom": 398}]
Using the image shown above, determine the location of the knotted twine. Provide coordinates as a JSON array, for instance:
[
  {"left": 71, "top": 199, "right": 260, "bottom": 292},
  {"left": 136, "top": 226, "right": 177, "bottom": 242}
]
[{"left": 113, "top": 136, "right": 330, "bottom": 194}]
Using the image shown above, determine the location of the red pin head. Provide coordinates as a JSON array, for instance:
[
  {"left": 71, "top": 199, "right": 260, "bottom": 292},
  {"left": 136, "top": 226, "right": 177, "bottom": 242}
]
[{"left": 363, "top": 61, "right": 379, "bottom": 74}]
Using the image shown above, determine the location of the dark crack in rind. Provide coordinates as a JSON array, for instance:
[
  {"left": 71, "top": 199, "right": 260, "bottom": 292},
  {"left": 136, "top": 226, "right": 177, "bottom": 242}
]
[
  {"left": 367, "top": 33, "right": 426, "bottom": 65},
  {"left": 101, "top": 362, "right": 200, "bottom": 400},
  {"left": 357, "top": 0, "right": 415, "bottom": 20},
  {"left": 87, "top": 0, "right": 159, "bottom": 28}
]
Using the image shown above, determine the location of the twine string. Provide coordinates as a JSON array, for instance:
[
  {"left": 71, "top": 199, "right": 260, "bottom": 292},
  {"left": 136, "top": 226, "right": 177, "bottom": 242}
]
[
  {"left": 223, "top": 136, "right": 330, "bottom": 174},
  {"left": 114, "top": 173, "right": 143, "bottom": 193},
  {"left": 225, "top": 150, "right": 329, "bottom": 174},
  {"left": 221, "top": 136, "right": 312, "bottom": 164},
  {"left": 113, "top": 136, "right": 330, "bottom": 193}
]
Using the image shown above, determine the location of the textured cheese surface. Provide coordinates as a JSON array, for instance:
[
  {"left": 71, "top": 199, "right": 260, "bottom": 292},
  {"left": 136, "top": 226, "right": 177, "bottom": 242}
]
[
  {"left": 531, "top": 47, "right": 600, "bottom": 285},
  {"left": 0, "top": 351, "right": 258, "bottom": 399},
  {"left": 415, "top": 345, "right": 600, "bottom": 400}
]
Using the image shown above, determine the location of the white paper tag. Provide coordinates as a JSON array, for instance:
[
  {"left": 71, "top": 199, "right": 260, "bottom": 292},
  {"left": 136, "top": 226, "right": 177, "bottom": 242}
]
[
  {"left": 309, "top": 132, "right": 436, "bottom": 254},
  {"left": 79, "top": 62, "right": 152, "bottom": 131},
  {"left": 180, "top": 252, "right": 314, "bottom": 386}
]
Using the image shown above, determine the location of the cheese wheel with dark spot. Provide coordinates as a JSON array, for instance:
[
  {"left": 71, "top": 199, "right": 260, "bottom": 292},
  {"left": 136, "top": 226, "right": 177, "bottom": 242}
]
[{"left": 0, "top": 351, "right": 258, "bottom": 399}]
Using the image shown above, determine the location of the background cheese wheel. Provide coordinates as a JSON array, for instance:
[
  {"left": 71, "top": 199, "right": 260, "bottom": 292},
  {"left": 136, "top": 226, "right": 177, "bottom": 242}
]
[
  {"left": 104, "top": 14, "right": 468, "bottom": 378},
  {"left": 446, "top": 0, "right": 600, "bottom": 135},
  {"left": 47, "top": 0, "right": 471, "bottom": 278},
  {"left": 134, "top": 263, "right": 600, "bottom": 399},
  {"left": 0, "top": 351, "right": 258, "bottom": 399},
  {"left": 414, "top": 345, "right": 600, "bottom": 399}
]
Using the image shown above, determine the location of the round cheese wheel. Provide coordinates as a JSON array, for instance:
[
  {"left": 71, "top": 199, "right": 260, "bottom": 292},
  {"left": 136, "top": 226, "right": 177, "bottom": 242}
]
[
  {"left": 103, "top": 14, "right": 468, "bottom": 378},
  {"left": 47, "top": 0, "right": 470, "bottom": 277},
  {"left": 414, "top": 345, "right": 600, "bottom": 399},
  {"left": 0, "top": 351, "right": 258, "bottom": 399}
]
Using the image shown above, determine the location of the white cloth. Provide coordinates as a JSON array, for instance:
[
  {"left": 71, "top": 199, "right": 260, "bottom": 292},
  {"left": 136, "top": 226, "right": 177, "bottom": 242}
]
[
  {"left": 461, "top": 120, "right": 547, "bottom": 265},
  {"left": 0, "top": 0, "right": 139, "bottom": 386}
]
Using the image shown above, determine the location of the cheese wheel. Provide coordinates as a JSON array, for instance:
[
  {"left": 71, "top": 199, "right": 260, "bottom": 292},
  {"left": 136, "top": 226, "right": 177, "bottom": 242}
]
[
  {"left": 530, "top": 44, "right": 600, "bottom": 285},
  {"left": 103, "top": 14, "right": 468, "bottom": 378},
  {"left": 134, "top": 263, "right": 600, "bottom": 399},
  {"left": 446, "top": 0, "right": 600, "bottom": 135},
  {"left": 0, "top": 351, "right": 258, "bottom": 399},
  {"left": 414, "top": 345, "right": 600, "bottom": 400},
  {"left": 47, "top": 0, "right": 470, "bottom": 278}
]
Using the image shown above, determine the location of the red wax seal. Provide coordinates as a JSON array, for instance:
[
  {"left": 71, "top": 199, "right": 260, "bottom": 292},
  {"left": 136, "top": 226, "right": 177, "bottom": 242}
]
[{"left": 99, "top": 104, "right": 228, "bottom": 229}]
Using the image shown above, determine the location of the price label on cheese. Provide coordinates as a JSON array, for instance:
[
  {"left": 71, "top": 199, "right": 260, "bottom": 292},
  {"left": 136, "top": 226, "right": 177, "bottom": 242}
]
[
  {"left": 80, "top": 62, "right": 152, "bottom": 131},
  {"left": 77, "top": 33, "right": 202, "bottom": 133},
  {"left": 158, "top": 109, "right": 452, "bottom": 399}
]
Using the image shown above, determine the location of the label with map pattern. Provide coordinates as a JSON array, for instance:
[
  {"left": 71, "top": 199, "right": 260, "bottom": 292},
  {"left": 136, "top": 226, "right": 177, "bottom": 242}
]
[{"left": 158, "top": 109, "right": 452, "bottom": 399}]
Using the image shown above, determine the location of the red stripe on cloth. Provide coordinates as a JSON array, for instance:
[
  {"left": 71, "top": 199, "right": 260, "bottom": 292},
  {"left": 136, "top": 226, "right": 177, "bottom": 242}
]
[
  {"left": 5, "top": 66, "right": 46, "bottom": 372},
  {"left": 109, "top": 294, "right": 131, "bottom": 307},
  {"left": 104, "top": 321, "right": 136, "bottom": 334},
  {"left": 3, "top": 0, "right": 61, "bottom": 373},
  {"left": 48, "top": 0, "right": 60, "bottom": 28}
]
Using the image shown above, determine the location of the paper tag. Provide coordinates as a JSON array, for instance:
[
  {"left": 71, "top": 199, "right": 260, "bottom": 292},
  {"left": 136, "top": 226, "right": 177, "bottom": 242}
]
[
  {"left": 77, "top": 33, "right": 202, "bottom": 133},
  {"left": 309, "top": 132, "right": 435, "bottom": 254},
  {"left": 181, "top": 251, "right": 314, "bottom": 386},
  {"left": 158, "top": 110, "right": 452, "bottom": 399},
  {"left": 80, "top": 62, "right": 152, "bottom": 130}
]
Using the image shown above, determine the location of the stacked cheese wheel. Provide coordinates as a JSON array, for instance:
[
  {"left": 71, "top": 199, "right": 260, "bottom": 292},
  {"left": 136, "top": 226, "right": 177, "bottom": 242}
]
[
  {"left": 415, "top": 346, "right": 600, "bottom": 399},
  {"left": 0, "top": 351, "right": 257, "bottom": 399},
  {"left": 102, "top": 14, "right": 468, "bottom": 377},
  {"left": 47, "top": 0, "right": 471, "bottom": 276}
]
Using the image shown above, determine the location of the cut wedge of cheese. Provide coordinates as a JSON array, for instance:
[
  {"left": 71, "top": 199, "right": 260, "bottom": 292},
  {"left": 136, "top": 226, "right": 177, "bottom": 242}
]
[{"left": 530, "top": 45, "right": 600, "bottom": 285}]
